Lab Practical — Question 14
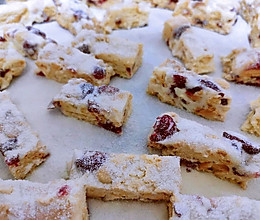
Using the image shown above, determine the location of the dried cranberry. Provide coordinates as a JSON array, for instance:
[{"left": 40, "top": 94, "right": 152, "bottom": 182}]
[
  {"left": 78, "top": 44, "right": 91, "bottom": 54},
  {"left": 36, "top": 71, "right": 46, "bottom": 77},
  {"left": 0, "top": 69, "right": 9, "bottom": 77},
  {"left": 246, "top": 53, "right": 260, "bottom": 70},
  {"left": 80, "top": 82, "right": 94, "bottom": 99},
  {"left": 150, "top": 115, "right": 179, "bottom": 142},
  {"left": 5, "top": 155, "right": 20, "bottom": 166},
  {"left": 221, "top": 99, "right": 228, "bottom": 105},
  {"left": 26, "top": 26, "right": 46, "bottom": 39},
  {"left": 169, "top": 0, "right": 178, "bottom": 3},
  {"left": 173, "top": 75, "right": 187, "bottom": 88},
  {"left": 180, "top": 158, "right": 199, "bottom": 169},
  {"left": 75, "top": 151, "right": 107, "bottom": 172},
  {"left": 88, "top": 0, "right": 108, "bottom": 5},
  {"left": 173, "top": 25, "right": 190, "bottom": 39},
  {"left": 23, "top": 41, "right": 37, "bottom": 56},
  {"left": 0, "top": 36, "right": 6, "bottom": 42},
  {"left": 186, "top": 86, "right": 202, "bottom": 95},
  {"left": 194, "top": 18, "right": 207, "bottom": 26},
  {"left": 199, "top": 79, "right": 220, "bottom": 92},
  {"left": 92, "top": 66, "right": 106, "bottom": 79},
  {"left": 218, "top": 93, "right": 224, "bottom": 97},
  {"left": 232, "top": 167, "right": 244, "bottom": 177},
  {"left": 0, "top": 138, "right": 18, "bottom": 155},
  {"left": 115, "top": 19, "right": 122, "bottom": 25},
  {"left": 126, "top": 67, "right": 131, "bottom": 73},
  {"left": 57, "top": 185, "right": 71, "bottom": 197},
  {"left": 98, "top": 85, "right": 119, "bottom": 95},
  {"left": 87, "top": 100, "right": 100, "bottom": 113},
  {"left": 73, "top": 10, "right": 89, "bottom": 21}
]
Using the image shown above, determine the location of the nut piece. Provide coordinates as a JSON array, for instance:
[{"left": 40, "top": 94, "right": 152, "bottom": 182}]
[{"left": 97, "top": 168, "right": 112, "bottom": 184}]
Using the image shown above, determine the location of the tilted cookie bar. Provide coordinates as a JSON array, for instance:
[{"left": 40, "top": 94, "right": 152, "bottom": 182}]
[
  {"left": 49, "top": 78, "right": 132, "bottom": 134},
  {"left": 72, "top": 30, "right": 143, "bottom": 78},
  {"left": 173, "top": 0, "right": 240, "bottom": 35},
  {"left": 0, "top": 178, "right": 88, "bottom": 220},
  {"left": 241, "top": 97, "right": 260, "bottom": 137},
  {"left": 35, "top": 43, "right": 115, "bottom": 85},
  {"left": 170, "top": 194, "right": 260, "bottom": 220},
  {"left": 4, "top": 24, "right": 55, "bottom": 60},
  {"left": 221, "top": 48, "right": 260, "bottom": 86},
  {"left": 0, "top": 37, "right": 26, "bottom": 90},
  {"left": 163, "top": 16, "right": 215, "bottom": 74},
  {"left": 0, "top": 91, "right": 49, "bottom": 179},
  {"left": 147, "top": 59, "right": 231, "bottom": 121},
  {"left": 148, "top": 112, "right": 260, "bottom": 189},
  {"left": 68, "top": 149, "right": 181, "bottom": 201}
]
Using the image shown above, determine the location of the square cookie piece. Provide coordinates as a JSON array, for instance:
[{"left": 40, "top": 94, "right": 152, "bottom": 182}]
[
  {"left": 35, "top": 43, "right": 115, "bottom": 85},
  {"left": 170, "top": 194, "right": 260, "bottom": 219},
  {"left": 173, "top": 0, "right": 240, "bottom": 35},
  {"left": 0, "top": 37, "right": 26, "bottom": 90},
  {"left": 68, "top": 149, "right": 181, "bottom": 201},
  {"left": 72, "top": 30, "right": 143, "bottom": 78},
  {"left": 241, "top": 97, "right": 260, "bottom": 137},
  {"left": 49, "top": 78, "right": 132, "bottom": 134},
  {"left": 163, "top": 16, "right": 215, "bottom": 74},
  {"left": 0, "top": 91, "right": 49, "bottom": 179},
  {"left": 0, "top": 179, "right": 88, "bottom": 220},
  {"left": 147, "top": 59, "right": 231, "bottom": 121},
  {"left": 148, "top": 112, "right": 260, "bottom": 189},
  {"left": 221, "top": 48, "right": 260, "bottom": 86}
]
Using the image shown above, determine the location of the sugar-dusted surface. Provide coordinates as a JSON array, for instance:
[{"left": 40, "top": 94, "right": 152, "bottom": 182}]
[{"left": 0, "top": 7, "right": 259, "bottom": 220}]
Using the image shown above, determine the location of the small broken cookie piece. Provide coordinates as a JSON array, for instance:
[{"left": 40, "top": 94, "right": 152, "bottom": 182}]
[
  {"left": 241, "top": 96, "right": 260, "bottom": 137},
  {"left": 35, "top": 43, "right": 115, "bottom": 85},
  {"left": 163, "top": 15, "right": 215, "bottom": 74},
  {"left": 49, "top": 78, "right": 132, "bottom": 134},
  {"left": 0, "top": 39, "right": 26, "bottom": 90},
  {"left": 68, "top": 149, "right": 181, "bottom": 201},
  {"left": 170, "top": 194, "right": 260, "bottom": 219},
  {"left": 0, "top": 91, "right": 49, "bottom": 179},
  {"left": 72, "top": 30, "right": 143, "bottom": 78},
  {"left": 147, "top": 59, "right": 231, "bottom": 121},
  {"left": 221, "top": 48, "right": 260, "bottom": 86},
  {"left": 4, "top": 24, "right": 55, "bottom": 60},
  {"left": 0, "top": 178, "right": 88, "bottom": 220},
  {"left": 173, "top": 0, "right": 240, "bottom": 35},
  {"left": 148, "top": 112, "right": 260, "bottom": 189}
]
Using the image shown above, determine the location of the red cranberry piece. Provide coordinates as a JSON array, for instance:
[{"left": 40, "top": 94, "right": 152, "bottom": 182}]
[
  {"left": 199, "top": 79, "right": 220, "bottom": 92},
  {"left": 173, "top": 75, "right": 187, "bottom": 88},
  {"left": 88, "top": 0, "right": 108, "bottom": 5},
  {"left": 36, "top": 71, "right": 46, "bottom": 77},
  {"left": 169, "top": 0, "right": 179, "bottom": 3},
  {"left": 78, "top": 44, "right": 91, "bottom": 54},
  {"left": 186, "top": 86, "right": 202, "bottom": 95},
  {"left": 75, "top": 151, "right": 107, "bottom": 172},
  {"left": 5, "top": 155, "right": 20, "bottom": 167},
  {"left": 173, "top": 25, "right": 190, "bottom": 39},
  {"left": 150, "top": 115, "right": 179, "bottom": 142},
  {"left": 98, "top": 121, "right": 122, "bottom": 134},
  {"left": 232, "top": 167, "right": 244, "bottom": 177},
  {"left": 0, "top": 36, "right": 6, "bottom": 42},
  {"left": 80, "top": 82, "right": 94, "bottom": 99},
  {"left": 98, "top": 85, "right": 119, "bottom": 95},
  {"left": 92, "top": 66, "right": 106, "bottom": 79},
  {"left": 221, "top": 99, "right": 228, "bottom": 105},
  {"left": 26, "top": 26, "right": 46, "bottom": 39},
  {"left": 23, "top": 41, "right": 37, "bottom": 56},
  {"left": 0, "top": 138, "right": 18, "bottom": 155},
  {"left": 0, "top": 69, "right": 9, "bottom": 77},
  {"left": 57, "top": 185, "right": 71, "bottom": 197},
  {"left": 194, "top": 18, "right": 207, "bottom": 26},
  {"left": 246, "top": 53, "right": 260, "bottom": 70},
  {"left": 87, "top": 100, "right": 100, "bottom": 113}
]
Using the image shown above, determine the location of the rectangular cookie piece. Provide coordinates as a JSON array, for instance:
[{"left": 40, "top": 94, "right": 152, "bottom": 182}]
[
  {"left": 163, "top": 15, "right": 215, "bottom": 74},
  {"left": 4, "top": 24, "right": 55, "bottom": 60},
  {"left": 68, "top": 149, "right": 181, "bottom": 201},
  {"left": 173, "top": 0, "right": 240, "bottom": 35},
  {"left": 72, "top": 30, "right": 143, "bottom": 78},
  {"left": 0, "top": 37, "right": 26, "bottom": 90},
  {"left": 147, "top": 59, "right": 231, "bottom": 121},
  {"left": 35, "top": 43, "right": 115, "bottom": 85},
  {"left": 0, "top": 91, "right": 49, "bottom": 179},
  {"left": 221, "top": 48, "right": 260, "bottom": 86},
  {"left": 241, "top": 97, "right": 260, "bottom": 137},
  {"left": 49, "top": 78, "right": 132, "bottom": 134},
  {"left": 147, "top": 112, "right": 260, "bottom": 189},
  {"left": 0, "top": 179, "right": 88, "bottom": 220},
  {"left": 170, "top": 194, "right": 260, "bottom": 219}
]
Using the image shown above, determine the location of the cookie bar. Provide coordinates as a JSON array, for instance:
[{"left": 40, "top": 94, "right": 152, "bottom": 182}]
[
  {"left": 0, "top": 37, "right": 26, "bottom": 90},
  {"left": 0, "top": 178, "right": 88, "bottom": 219},
  {"left": 68, "top": 149, "right": 181, "bottom": 201},
  {"left": 170, "top": 194, "right": 260, "bottom": 219},
  {"left": 221, "top": 48, "right": 260, "bottom": 86},
  {"left": 72, "top": 30, "right": 143, "bottom": 78},
  {"left": 147, "top": 59, "right": 231, "bottom": 121},
  {"left": 4, "top": 24, "right": 55, "bottom": 60},
  {"left": 241, "top": 97, "right": 260, "bottom": 137},
  {"left": 148, "top": 112, "right": 260, "bottom": 189},
  {"left": 49, "top": 78, "right": 132, "bottom": 134},
  {"left": 173, "top": 0, "right": 240, "bottom": 35},
  {"left": 0, "top": 91, "right": 49, "bottom": 179},
  {"left": 35, "top": 43, "right": 115, "bottom": 85},
  {"left": 163, "top": 16, "right": 215, "bottom": 74}
]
